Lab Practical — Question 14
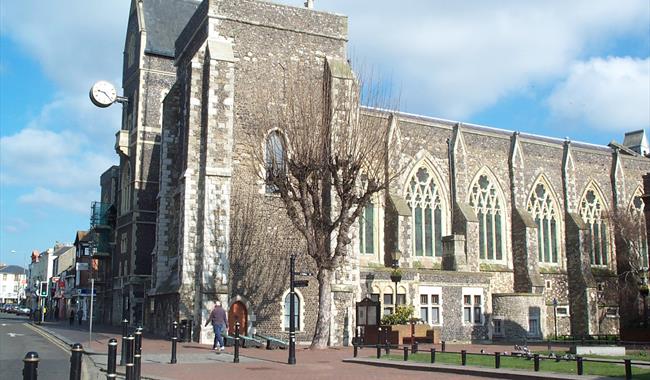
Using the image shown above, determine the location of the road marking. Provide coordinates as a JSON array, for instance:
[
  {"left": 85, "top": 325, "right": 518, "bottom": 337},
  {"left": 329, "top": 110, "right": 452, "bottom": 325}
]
[
  {"left": 23, "top": 323, "right": 71, "bottom": 355},
  {"left": 8, "top": 332, "right": 25, "bottom": 337}
]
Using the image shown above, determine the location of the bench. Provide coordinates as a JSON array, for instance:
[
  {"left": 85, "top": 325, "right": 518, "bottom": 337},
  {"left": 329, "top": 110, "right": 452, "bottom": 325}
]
[{"left": 254, "top": 334, "right": 288, "bottom": 350}]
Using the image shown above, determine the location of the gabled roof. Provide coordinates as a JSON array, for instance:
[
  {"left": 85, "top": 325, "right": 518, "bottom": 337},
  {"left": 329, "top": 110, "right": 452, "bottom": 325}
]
[
  {"left": 52, "top": 245, "right": 74, "bottom": 257},
  {"left": 74, "top": 231, "right": 90, "bottom": 245},
  {"left": 142, "top": 0, "right": 201, "bottom": 57},
  {"left": 0, "top": 265, "right": 27, "bottom": 274}
]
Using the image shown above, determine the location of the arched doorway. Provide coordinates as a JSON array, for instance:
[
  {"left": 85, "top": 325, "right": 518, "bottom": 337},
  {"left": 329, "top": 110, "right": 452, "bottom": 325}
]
[{"left": 228, "top": 301, "right": 248, "bottom": 335}]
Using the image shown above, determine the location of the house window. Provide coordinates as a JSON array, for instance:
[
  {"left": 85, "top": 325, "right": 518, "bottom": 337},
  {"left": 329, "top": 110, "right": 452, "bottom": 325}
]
[
  {"left": 396, "top": 293, "right": 406, "bottom": 306},
  {"left": 493, "top": 318, "right": 503, "bottom": 336},
  {"left": 265, "top": 130, "right": 286, "bottom": 194},
  {"left": 283, "top": 292, "right": 300, "bottom": 331},
  {"left": 2, "top": 274, "right": 6, "bottom": 281},
  {"left": 545, "top": 280, "right": 552, "bottom": 289},
  {"left": 528, "top": 180, "right": 561, "bottom": 264},
  {"left": 359, "top": 202, "right": 376, "bottom": 255},
  {"left": 462, "top": 288, "right": 483, "bottom": 325},
  {"left": 580, "top": 186, "right": 609, "bottom": 266},
  {"left": 556, "top": 306, "right": 569, "bottom": 316},
  {"left": 605, "top": 307, "right": 618, "bottom": 317},
  {"left": 419, "top": 287, "right": 442, "bottom": 325},
  {"left": 469, "top": 172, "right": 505, "bottom": 261},
  {"left": 406, "top": 166, "right": 445, "bottom": 257}
]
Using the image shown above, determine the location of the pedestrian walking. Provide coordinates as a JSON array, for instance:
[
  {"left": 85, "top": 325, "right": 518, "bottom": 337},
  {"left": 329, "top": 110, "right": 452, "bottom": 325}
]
[
  {"left": 204, "top": 301, "right": 228, "bottom": 351},
  {"left": 69, "top": 309, "right": 75, "bottom": 326},
  {"left": 54, "top": 305, "right": 59, "bottom": 321},
  {"left": 77, "top": 308, "right": 83, "bottom": 326}
]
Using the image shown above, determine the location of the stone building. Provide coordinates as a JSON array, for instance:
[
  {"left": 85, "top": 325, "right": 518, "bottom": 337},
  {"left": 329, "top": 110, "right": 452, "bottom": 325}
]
[{"left": 112, "top": 0, "right": 649, "bottom": 344}]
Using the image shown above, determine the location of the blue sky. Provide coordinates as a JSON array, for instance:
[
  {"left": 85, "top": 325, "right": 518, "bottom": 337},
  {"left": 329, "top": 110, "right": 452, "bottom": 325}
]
[{"left": 1, "top": 0, "right": 648, "bottom": 267}]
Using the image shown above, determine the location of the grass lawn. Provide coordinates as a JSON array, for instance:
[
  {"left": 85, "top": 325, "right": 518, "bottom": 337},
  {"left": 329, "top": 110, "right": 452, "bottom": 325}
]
[{"left": 380, "top": 351, "right": 650, "bottom": 379}]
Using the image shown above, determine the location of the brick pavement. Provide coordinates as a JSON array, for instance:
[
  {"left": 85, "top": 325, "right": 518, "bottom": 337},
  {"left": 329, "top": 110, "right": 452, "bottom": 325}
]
[{"left": 33, "top": 320, "right": 578, "bottom": 380}]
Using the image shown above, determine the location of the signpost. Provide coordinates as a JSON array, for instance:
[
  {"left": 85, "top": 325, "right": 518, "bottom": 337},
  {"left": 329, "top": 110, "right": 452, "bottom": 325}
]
[
  {"left": 288, "top": 254, "right": 311, "bottom": 365},
  {"left": 89, "top": 278, "right": 95, "bottom": 345}
]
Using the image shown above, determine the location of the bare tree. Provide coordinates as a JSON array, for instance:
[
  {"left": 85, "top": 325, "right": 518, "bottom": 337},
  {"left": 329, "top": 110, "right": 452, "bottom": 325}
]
[
  {"left": 612, "top": 205, "right": 649, "bottom": 327},
  {"left": 246, "top": 63, "right": 399, "bottom": 348}
]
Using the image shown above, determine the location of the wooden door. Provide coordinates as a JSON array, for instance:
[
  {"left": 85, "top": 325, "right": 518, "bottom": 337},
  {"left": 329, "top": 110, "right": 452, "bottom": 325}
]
[{"left": 228, "top": 301, "right": 248, "bottom": 335}]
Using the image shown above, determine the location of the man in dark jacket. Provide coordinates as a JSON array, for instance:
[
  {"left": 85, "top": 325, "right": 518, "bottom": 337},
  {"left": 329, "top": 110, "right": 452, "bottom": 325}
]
[{"left": 204, "top": 301, "right": 228, "bottom": 350}]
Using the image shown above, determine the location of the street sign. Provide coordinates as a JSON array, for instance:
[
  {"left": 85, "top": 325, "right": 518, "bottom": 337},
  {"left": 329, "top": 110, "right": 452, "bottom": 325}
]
[
  {"left": 293, "top": 280, "right": 309, "bottom": 288},
  {"left": 76, "top": 262, "right": 89, "bottom": 271},
  {"left": 296, "top": 272, "right": 313, "bottom": 276}
]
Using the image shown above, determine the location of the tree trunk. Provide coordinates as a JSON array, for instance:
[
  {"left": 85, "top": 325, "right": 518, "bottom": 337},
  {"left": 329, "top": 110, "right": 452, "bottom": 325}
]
[{"left": 311, "top": 267, "right": 333, "bottom": 349}]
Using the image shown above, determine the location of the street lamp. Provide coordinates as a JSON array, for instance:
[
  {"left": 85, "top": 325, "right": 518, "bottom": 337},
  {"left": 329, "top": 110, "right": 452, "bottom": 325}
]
[
  {"left": 389, "top": 250, "right": 402, "bottom": 313},
  {"left": 552, "top": 298, "right": 558, "bottom": 340}
]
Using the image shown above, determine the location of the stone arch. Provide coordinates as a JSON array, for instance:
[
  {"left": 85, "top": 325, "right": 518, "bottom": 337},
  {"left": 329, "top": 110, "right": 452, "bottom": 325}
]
[
  {"left": 403, "top": 155, "right": 450, "bottom": 258},
  {"left": 628, "top": 186, "right": 644, "bottom": 213},
  {"left": 527, "top": 173, "right": 564, "bottom": 265},
  {"left": 467, "top": 166, "right": 508, "bottom": 262}
]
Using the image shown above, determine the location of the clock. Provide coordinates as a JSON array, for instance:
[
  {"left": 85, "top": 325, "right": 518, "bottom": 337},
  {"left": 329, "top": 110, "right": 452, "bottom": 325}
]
[{"left": 89, "top": 80, "right": 118, "bottom": 108}]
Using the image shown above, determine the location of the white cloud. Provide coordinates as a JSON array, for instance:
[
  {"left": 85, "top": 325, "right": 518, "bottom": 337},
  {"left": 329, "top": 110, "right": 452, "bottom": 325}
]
[
  {"left": 18, "top": 187, "right": 92, "bottom": 215},
  {"left": 0, "top": 126, "right": 114, "bottom": 189},
  {"left": 279, "top": 0, "right": 649, "bottom": 120},
  {"left": 3, "top": 218, "right": 29, "bottom": 234},
  {"left": 548, "top": 57, "right": 650, "bottom": 132}
]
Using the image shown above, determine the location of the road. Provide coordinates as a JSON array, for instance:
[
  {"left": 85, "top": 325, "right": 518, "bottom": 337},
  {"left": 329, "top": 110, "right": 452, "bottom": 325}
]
[{"left": 0, "top": 313, "right": 71, "bottom": 380}]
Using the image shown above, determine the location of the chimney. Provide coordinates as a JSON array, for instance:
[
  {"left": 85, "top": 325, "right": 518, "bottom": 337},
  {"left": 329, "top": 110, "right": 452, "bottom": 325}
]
[{"left": 304, "top": 0, "right": 314, "bottom": 9}]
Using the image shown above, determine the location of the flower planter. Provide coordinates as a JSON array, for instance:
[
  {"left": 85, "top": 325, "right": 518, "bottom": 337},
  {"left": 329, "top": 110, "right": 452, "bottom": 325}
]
[{"left": 390, "top": 274, "right": 402, "bottom": 283}]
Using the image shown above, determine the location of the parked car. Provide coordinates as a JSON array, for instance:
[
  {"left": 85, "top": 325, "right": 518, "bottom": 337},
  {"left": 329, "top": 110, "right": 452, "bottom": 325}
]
[
  {"left": 8, "top": 305, "right": 19, "bottom": 313},
  {"left": 16, "top": 306, "right": 31, "bottom": 316}
]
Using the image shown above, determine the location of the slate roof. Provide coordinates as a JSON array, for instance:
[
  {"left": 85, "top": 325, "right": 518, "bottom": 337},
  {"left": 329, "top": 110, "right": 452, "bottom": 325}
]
[
  {"left": 623, "top": 130, "right": 649, "bottom": 154},
  {"left": 142, "top": 0, "right": 201, "bottom": 57},
  {"left": 0, "top": 265, "right": 27, "bottom": 275}
]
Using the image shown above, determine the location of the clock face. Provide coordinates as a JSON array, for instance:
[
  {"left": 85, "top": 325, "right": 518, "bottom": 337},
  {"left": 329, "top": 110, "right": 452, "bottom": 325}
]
[{"left": 89, "top": 81, "right": 117, "bottom": 108}]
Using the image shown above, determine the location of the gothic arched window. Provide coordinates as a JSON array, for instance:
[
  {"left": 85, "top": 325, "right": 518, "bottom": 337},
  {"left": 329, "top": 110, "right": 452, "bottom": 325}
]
[
  {"left": 580, "top": 185, "right": 609, "bottom": 266},
  {"left": 265, "top": 130, "right": 286, "bottom": 193},
  {"left": 406, "top": 165, "right": 445, "bottom": 257},
  {"left": 630, "top": 188, "right": 648, "bottom": 268},
  {"left": 359, "top": 201, "right": 376, "bottom": 255},
  {"left": 527, "top": 179, "right": 561, "bottom": 264},
  {"left": 469, "top": 172, "right": 505, "bottom": 261},
  {"left": 120, "top": 163, "right": 131, "bottom": 215}
]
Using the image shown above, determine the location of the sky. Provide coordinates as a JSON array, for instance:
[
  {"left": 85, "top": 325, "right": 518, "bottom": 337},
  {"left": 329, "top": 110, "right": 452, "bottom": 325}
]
[{"left": 0, "top": 0, "right": 648, "bottom": 267}]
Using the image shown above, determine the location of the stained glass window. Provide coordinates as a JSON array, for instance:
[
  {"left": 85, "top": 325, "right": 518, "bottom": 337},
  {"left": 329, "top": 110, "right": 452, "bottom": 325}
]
[
  {"left": 469, "top": 173, "right": 505, "bottom": 260},
  {"left": 406, "top": 166, "right": 445, "bottom": 257},
  {"left": 527, "top": 181, "right": 561, "bottom": 263},
  {"left": 580, "top": 186, "right": 609, "bottom": 266}
]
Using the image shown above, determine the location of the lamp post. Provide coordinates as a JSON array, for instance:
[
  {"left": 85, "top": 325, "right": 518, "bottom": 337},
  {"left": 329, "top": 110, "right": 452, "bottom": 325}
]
[{"left": 390, "top": 250, "right": 402, "bottom": 313}]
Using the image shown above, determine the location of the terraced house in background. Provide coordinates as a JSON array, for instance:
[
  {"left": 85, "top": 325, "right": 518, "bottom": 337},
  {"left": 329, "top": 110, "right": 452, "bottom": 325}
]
[{"left": 102, "top": 0, "right": 650, "bottom": 345}]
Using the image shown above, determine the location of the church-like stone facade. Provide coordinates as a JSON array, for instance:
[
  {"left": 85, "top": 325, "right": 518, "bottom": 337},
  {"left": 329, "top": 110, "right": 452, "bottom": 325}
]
[{"left": 115, "top": 0, "right": 649, "bottom": 345}]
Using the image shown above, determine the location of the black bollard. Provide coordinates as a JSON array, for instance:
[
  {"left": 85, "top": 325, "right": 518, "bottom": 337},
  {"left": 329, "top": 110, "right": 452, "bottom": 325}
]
[
  {"left": 23, "top": 352, "right": 39, "bottom": 380},
  {"left": 107, "top": 339, "right": 117, "bottom": 379},
  {"left": 134, "top": 327, "right": 143, "bottom": 380},
  {"left": 441, "top": 340, "right": 446, "bottom": 352},
  {"left": 413, "top": 341, "right": 418, "bottom": 354},
  {"left": 170, "top": 321, "right": 178, "bottom": 364},
  {"left": 125, "top": 336, "right": 135, "bottom": 380},
  {"left": 120, "top": 319, "right": 129, "bottom": 366},
  {"left": 353, "top": 344, "right": 358, "bottom": 358},
  {"left": 430, "top": 348, "right": 436, "bottom": 363},
  {"left": 403, "top": 346, "right": 408, "bottom": 361},
  {"left": 625, "top": 359, "right": 632, "bottom": 379},
  {"left": 69, "top": 343, "right": 83, "bottom": 380},
  {"left": 534, "top": 354, "right": 540, "bottom": 371},
  {"left": 576, "top": 356, "right": 583, "bottom": 376},
  {"left": 376, "top": 344, "right": 381, "bottom": 359},
  {"left": 234, "top": 322, "right": 240, "bottom": 364},
  {"left": 461, "top": 350, "right": 467, "bottom": 366},
  {"left": 495, "top": 352, "right": 501, "bottom": 369}
]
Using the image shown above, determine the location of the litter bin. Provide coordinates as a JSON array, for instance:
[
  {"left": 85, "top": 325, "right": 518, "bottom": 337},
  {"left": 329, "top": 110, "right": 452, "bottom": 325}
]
[
  {"left": 186, "top": 319, "right": 193, "bottom": 342},
  {"left": 179, "top": 320, "right": 187, "bottom": 342}
]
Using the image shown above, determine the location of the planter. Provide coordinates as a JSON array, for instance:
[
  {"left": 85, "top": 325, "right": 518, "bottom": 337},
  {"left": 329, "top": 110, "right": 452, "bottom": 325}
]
[{"left": 390, "top": 274, "right": 402, "bottom": 283}]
